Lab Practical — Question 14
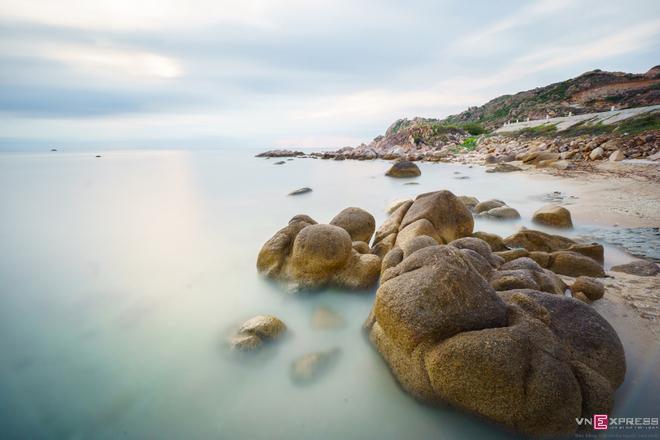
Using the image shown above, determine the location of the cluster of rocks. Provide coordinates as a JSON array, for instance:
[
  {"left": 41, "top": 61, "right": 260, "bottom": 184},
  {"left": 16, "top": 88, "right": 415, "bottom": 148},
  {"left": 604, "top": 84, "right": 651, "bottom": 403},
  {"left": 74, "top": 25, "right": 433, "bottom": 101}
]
[{"left": 248, "top": 189, "right": 637, "bottom": 435}]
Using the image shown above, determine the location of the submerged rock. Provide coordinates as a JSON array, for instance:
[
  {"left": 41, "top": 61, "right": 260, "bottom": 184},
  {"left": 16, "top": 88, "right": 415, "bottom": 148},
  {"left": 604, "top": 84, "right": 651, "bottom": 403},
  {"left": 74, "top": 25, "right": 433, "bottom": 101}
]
[
  {"left": 257, "top": 214, "right": 380, "bottom": 290},
  {"left": 475, "top": 199, "right": 520, "bottom": 220},
  {"left": 311, "top": 307, "right": 346, "bottom": 329},
  {"left": 288, "top": 187, "right": 312, "bottom": 196},
  {"left": 365, "top": 244, "right": 626, "bottom": 437},
  {"left": 290, "top": 348, "right": 341, "bottom": 385},
  {"left": 274, "top": 161, "right": 286, "bottom": 165},
  {"left": 229, "top": 315, "right": 287, "bottom": 351},
  {"left": 532, "top": 205, "right": 573, "bottom": 228},
  {"left": 385, "top": 161, "right": 421, "bottom": 177}
]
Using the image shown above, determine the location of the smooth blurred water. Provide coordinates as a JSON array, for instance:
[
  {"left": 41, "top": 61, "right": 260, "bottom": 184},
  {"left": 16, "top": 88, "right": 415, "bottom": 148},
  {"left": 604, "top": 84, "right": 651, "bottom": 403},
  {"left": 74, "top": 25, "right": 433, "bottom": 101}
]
[{"left": 0, "top": 149, "right": 657, "bottom": 439}]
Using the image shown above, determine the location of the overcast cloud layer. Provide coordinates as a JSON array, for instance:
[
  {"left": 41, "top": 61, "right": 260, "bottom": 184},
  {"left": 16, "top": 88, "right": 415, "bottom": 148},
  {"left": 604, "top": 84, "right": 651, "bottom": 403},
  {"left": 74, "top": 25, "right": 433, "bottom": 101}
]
[{"left": 0, "top": 0, "right": 658, "bottom": 149}]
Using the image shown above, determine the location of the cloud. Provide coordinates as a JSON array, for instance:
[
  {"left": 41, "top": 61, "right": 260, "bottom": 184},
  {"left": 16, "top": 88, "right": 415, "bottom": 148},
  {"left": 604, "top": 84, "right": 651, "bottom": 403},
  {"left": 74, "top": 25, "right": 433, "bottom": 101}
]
[{"left": 0, "top": 0, "right": 658, "bottom": 148}]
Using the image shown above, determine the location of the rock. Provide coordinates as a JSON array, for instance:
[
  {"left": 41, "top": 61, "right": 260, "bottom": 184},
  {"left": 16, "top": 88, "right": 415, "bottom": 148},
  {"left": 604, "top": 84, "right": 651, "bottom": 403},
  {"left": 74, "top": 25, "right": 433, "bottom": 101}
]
[
  {"left": 532, "top": 205, "right": 573, "bottom": 228},
  {"left": 495, "top": 248, "right": 529, "bottom": 262},
  {"left": 573, "top": 291, "right": 591, "bottom": 303},
  {"left": 229, "top": 333, "right": 263, "bottom": 351},
  {"left": 386, "top": 198, "right": 412, "bottom": 214},
  {"left": 547, "top": 251, "right": 604, "bottom": 277},
  {"left": 589, "top": 147, "right": 604, "bottom": 160},
  {"left": 609, "top": 150, "right": 625, "bottom": 161},
  {"left": 610, "top": 260, "right": 660, "bottom": 276},
  {"left": 290, "top": 348, "right": 341, "bottom": 385},
  {"left": 550, "top": 160, "right": 572, "bottom": 170},
  {"left": 571, "top": 276, "right": 604, "bottom": 301},
  {"left": 491, "top": 257, "right": 567, "bottom": 295},
  {"left": 472, "top": 231, "right": 509, "bottom": 251},
  {"left": 330, "top": 207, "right": 376, "bottom": 243},
  {"left": 649, "top": 151, "right": 660, "bottom": 161},
  {"left": 474, "top": 199, "right": 505, "bottom": 214},
  {"left": 504, "top": 228, "right": 579, "bottom": 252},
  {"left": 288, "top": 187, "right": 312, "bottom": 196},
  {"left": 274, "top": 161, "right": 286, "bottom": 165},
  {"left": 398, "top": 190, "right": 474, "bottom": 245},
  {"left": 481, "top": 206, "right": 520, "bottom": 219},
  {"left": 238, "top": 315, "right": 287, "bottom": 339},
  {"left": 457, "top": 195, "right": 479, "bottom": 211},
  {"left": 352, "top": 241, "right": 370, "bottom": 254},
  {"left": 365, "top": 244, "right": 626, "bottom": 437},
  {"left": 449, "top": 237, "right": 503, "bottom": 268},
  {"left": 229, "top": 315, "right": 287, "bottom": 351},
  {"left": 385, "top": 161, "right": 421, "bottom": 177},
  {"left": 483, "top": 154, "right": 498, "bottom": 164},
  {"left": 485, "top": 163, "right": 522, "bottom": 173},
  {"left": 311, "top": 307, "right": 346, "bottom": 329},
  {"left": 257, "top": 216, "right": 381, "bottom": 290},
  {"left": 95, "top": 155, "right": 101, "bottom": 158}
]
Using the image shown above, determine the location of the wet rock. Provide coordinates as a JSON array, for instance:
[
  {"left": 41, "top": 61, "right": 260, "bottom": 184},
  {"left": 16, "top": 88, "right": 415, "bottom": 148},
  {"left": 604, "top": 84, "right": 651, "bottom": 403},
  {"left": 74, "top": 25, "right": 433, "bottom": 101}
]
[
  {"left": 290, "top": 348, "right": 341, "bottom": 385},
  {"left": 257, "top": 216, "right": 380, "bottom": 290},
  {"left": 311, "top": 307, "right": 346, "bottom": 329},
  {"left": 481, "top": 206, "right": 520, "bottom": 219},
  {"left": 385, "top": 161, "right": 421, "bottom": 177},
  {"left": 571, "top": 277, "right": 605, "bottom": 301},
  {"left": 365, "top": 244, "right": 626, "bottom": 437},
  {"left": 474, "top": 199, "right": 505, "bottom": 214},
  {"left": 288, "top": 187, "right": 312, "bottom": 196},
  {"left": 610, "top": 260, "right": 660, "bottom": 276},
  {"left": 532, "top": 205, "right": 573, "bottom": 228},
  {"left": 472, "top": 231, "right": 509, "bottom": 251},
  {"left": 229, "top": 315, "right": 287, "bottom": 351},
  {"left": 485, "top": 163, "right": 522, "bottom": 173},
  {"left": 495, "top": 248, "right": 529, "bottom": 262},
  {"left": 274, "top": 161, "right": 286, "bottom": 165},
  {"left": 330, "top": 207, "right": 376, "bottom": 243},
  {"left": 256, "top": 149, "right": 304, "bottom": 158}
]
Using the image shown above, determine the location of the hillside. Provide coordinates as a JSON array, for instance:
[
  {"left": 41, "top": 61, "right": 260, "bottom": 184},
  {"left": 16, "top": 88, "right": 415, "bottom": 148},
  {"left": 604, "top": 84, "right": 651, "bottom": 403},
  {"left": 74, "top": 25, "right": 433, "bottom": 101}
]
[{"left": 443, "top": 66, "right": 660, "bottom": 129}]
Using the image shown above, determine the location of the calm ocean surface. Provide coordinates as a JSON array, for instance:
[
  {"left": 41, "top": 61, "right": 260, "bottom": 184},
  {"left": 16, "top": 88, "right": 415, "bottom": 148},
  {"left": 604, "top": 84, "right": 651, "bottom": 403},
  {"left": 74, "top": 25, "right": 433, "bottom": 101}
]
[{"left": 0, "top": 149, "right": 657, "bottom": 439}]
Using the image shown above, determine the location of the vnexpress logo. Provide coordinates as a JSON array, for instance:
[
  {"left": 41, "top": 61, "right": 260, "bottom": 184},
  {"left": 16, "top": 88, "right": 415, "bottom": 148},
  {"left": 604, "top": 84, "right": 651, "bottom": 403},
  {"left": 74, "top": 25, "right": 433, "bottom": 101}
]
[{"left": 576, "top": 415, "right": 659, "bottom": 431}]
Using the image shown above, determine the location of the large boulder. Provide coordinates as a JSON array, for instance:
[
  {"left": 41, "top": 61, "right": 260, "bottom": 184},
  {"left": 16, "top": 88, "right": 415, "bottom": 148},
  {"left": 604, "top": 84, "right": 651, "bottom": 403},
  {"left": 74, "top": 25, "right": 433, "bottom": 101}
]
[
  {"left": 257, "top": 215, "right": 380, "bottom": 290},
  {"left": 532, "top": 205, "right": 573, "bottom": 228},
  {"left": 386, "top": 161, "right": 421, "bottom": 177},
  {"left": 330, "top": 207, "right": 376, "bottom": 243},
  {"left": 365, "top": 247, "right": 626, "bottom": 437},
  {"left": 472, "top": 231, "right": 509, "bottom": 251},
  {"left": 371, "top": 190, "right": 473, "bottom": 259}
]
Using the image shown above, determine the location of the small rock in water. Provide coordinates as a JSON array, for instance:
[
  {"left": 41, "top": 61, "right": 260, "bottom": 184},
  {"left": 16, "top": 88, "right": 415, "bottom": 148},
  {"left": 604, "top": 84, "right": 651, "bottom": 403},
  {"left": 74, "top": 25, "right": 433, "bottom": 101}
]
[
  {"left": 95, "top": 155, "right": 101, "bottom": 158},
  {"left": 229, "top": 315, "right": 287, "bottom": 351},
  {"left": 290, "top": 348, "right": 341, "bottom": 385},
  {"left": 274, "top": 161, "right": 286, "bottom": 165},
  {"left": 485, "top": 163, "right": 521, "bottom": 173},
  {"left": 385, "top": 161, "right": 421, "bottom": 177},
  {"left": 454, "top": 175, "right": 470, "bottom": 180},
  {"left": 50, "top": 148, "right": 58, "bottom": 152},
  {"left": 288, "top": 187, "right": 312, "bottom": 196},
  {"left": 403, "top": 182, "right": 419, "bottom": 185},
  {"left": 311, "top": 307, "right": 346, "bottom": 329},
  {"left": 532, "top": 205, "right": 573, "bottom": 228},
  {"left": 610, "top": 260, "right": 659, "bottom": 277}
]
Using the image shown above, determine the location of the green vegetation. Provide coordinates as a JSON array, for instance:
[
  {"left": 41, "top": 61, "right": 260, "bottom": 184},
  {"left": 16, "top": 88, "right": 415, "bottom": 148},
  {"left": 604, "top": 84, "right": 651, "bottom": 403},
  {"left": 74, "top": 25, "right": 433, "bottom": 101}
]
[
  {"left": 515, "top": 123, "right": 558, "bottom": 137},
  {"left": 461, "top": 136, "right": 477, "bottom": 150},
  {"left": 617, "top": 113, "right": 660, "bottom": 134},
  {"left": 460, "top": 122, "right": 487, "bottom": 135}
]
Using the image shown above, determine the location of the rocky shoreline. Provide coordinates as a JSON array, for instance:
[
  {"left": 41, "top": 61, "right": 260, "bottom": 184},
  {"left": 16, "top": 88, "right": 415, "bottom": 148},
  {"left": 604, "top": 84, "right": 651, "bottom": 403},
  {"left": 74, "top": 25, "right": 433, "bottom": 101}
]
[{"left": 234, "top": 184, "right": 660, "bottom": 436}]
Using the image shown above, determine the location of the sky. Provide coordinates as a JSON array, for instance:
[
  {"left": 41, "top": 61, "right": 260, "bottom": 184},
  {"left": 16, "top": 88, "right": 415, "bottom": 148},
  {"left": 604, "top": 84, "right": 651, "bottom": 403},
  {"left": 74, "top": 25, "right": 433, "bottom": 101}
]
[{"left": 0, "top": 0, "right": 658, "bottom": 149}]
